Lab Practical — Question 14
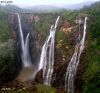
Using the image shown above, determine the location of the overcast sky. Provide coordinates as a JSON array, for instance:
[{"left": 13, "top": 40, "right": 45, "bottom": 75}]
[{"left": 0, "top": 0, "right": 100, "bottom": 7}]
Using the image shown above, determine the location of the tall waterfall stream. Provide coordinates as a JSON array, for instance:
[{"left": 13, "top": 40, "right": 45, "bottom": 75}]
[{"left": 65, "top": 17, "right": 88, "bottom": 93}]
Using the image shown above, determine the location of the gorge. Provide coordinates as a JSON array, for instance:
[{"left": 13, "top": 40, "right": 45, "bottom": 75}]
[{"left": 0, "top": 2, "right": 100, "bottom": 93}]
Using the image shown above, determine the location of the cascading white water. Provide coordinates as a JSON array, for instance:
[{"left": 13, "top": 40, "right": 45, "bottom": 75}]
[
  {"left": 39, "top": 16, "right": 60, "bottom": 86},
  {"left": 17, "top": 13, "right": 31, "bottom": 67},
  {"left": 65, "top": 17, "right": 88, "bottom": 93},
  {"left": 22, "top": 33, "right": 31, "bottom": 67}
]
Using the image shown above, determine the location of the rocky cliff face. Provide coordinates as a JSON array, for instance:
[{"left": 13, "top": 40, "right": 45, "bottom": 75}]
[{"left": 8, "top": 13, "right": 41, "bottom": 72}]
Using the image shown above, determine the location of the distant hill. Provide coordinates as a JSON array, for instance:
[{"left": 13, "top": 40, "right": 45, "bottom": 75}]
[
  {"left": 23, "top": 1, "right": 95, "bottom": 11},
  {"left": 0, "top": 4, "right": 23, "bottom": 13},
  {"left": 0, "top": 5, "right": 64, "bottom": 13},
  {"left": 81, "top": 1, "right": 100, "bottom": 14},
  {"left": 59, "top": 1, "right": 95, "bottom": 10},
  {"left": 26, "top": 5, "right": 65, "bottom": 13},
  {"left": 0, "top": 1, "right": 99, "bottom": 13}
]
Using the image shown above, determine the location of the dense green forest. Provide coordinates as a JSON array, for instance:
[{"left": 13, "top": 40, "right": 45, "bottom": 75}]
[
  {"left": 0, "top": 1, "right": 100, "bottom": 93},
  {"left": 80, "top": 2, "right": 100, "bottom": 93}
]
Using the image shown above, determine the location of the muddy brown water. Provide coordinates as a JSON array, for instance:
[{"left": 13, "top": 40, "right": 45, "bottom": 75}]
[{"left": 17, "top": 65, "right": 38, "bottom": 82}]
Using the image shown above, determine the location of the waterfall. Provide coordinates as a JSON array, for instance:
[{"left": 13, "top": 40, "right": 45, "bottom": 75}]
[
  {"left": 17, "top": 13, "right": 31, "bottom": 67},
  {"left": 39, "top": 16, "right": 60, "bottom": 86},
  {"left": 65, "top": 17, "right": 88, "bottom": 93}
]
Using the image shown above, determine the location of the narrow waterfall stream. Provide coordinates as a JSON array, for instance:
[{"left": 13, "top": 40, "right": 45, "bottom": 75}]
[
  {"left": 39, "top": 16, "right": 60, "bottom": 86},
  {"left": 65, "top": 17, "right": 88, "bottom": 93},
  {"left": 17, "top": 13, "right": 31, "bottom": 67}
]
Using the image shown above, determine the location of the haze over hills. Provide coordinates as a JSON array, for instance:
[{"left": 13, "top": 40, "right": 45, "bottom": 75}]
[
  {"left": 60, "top": 1, "right": 95, "bottom": 9},
  {"left": 0, "top": 0, "right": 99, "bottom": 13},
  {"left": 16, "top": 1, "right": 95, "bottom": 13},
  {"left": 24, "top": 1, "right": 95, "bottom": 10},
  {"left": 25, "top": 5, "right": 64, "bottom": 12}
]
